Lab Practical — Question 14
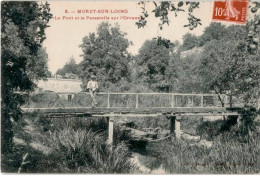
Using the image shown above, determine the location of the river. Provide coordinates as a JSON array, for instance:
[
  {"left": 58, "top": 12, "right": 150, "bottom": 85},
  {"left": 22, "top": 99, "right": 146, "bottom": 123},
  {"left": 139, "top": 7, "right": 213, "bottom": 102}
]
[{"left": 130, "top": 141, "right": 169, "bottom": 174}]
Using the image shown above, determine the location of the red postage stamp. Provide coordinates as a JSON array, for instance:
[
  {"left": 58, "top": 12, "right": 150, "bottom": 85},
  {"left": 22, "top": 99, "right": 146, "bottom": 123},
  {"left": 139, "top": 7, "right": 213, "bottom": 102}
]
[{"left": 212, "top": 0, "right": 248, "bottom": 24}]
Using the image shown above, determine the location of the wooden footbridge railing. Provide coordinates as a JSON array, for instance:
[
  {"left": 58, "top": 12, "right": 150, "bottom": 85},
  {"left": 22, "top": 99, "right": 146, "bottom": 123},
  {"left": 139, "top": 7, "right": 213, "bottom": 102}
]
[
  {"left": 22, "top": 92, "right": 241, "bottom": 117},
  {"left": 21, "top": 92, "right": 243, "bottom": 144}
]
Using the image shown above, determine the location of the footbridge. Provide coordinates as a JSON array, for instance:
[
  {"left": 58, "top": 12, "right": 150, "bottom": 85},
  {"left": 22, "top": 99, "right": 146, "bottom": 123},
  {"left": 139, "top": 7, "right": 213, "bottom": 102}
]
[{"left": 21, "top": 92, "right": 244, "bottom": 143}]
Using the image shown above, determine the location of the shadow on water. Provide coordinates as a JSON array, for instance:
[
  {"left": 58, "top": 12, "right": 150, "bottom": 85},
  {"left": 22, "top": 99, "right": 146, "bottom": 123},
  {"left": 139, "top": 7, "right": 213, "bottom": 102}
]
[{"left": 129, "top": 139, "right": 168, "bottom": 174}]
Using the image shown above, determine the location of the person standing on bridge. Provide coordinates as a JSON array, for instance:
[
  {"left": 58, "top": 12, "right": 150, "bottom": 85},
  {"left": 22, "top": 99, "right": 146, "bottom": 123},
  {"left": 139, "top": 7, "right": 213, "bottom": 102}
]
[{"left": 87, "top": 74, "right": 99, "bottom": 107}]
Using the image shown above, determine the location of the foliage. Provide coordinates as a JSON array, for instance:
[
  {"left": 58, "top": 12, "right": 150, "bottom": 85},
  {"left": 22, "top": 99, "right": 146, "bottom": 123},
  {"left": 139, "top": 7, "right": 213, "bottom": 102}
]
[
  {"left": 246, "top": 15, "right": 260, "bottom": 54},
  {"left": 250, "top": 1, "right": 260, "bottom": 14},
  {"left": 38, "top": 120, "right": 136, "bottom": 173},
  {"left": 152, "top": 36, "right": 174, "bottom": 49},
  {"left": 1, "top": 143, "right": 48, "bottom": 173},
  {"left": 135, "top": 40, "right": 171, "bottom": 91},
  {"left": 46, "top": 70, "right": 52, "bottom": 78},
  {"left": 56, "top": 56, "right": 79, "bottom": 77},
  {"left": 198, "top": 22, "right": 227, "bottom": 46},
  {"left": 78, "top": 22, "right": 132, "bottom": 91},
  {"left": 1, "top": 1, "right": 52, "bottom": 153},
  {"left": 136, "top": 1, "right": 201, "bottom": 31},
  {"left": 159, "top": 131, "right": 260, "bottom": 173},
  {"left": 203, "top": 133, "right": 260, "bottom": 173},
  {"left": 237, "top": 108, "right": 259, "bottom": 136},
  {"left": 46, "top": 129, "right": 135, "bottom": 173},
  {"left": 3, "top": 113, "right": 136, "bottom": 173},
  {"left": 29, "top": 47, "right": 50, "bottom": 80},
  {"left": 180, "top": 22, "right": 242, "bottom": 49},
  {"left": 168, "top": 51, "right": 203, "bottom": 93},
  {"left": 136, "top": 2, "right": 260, "bottom": 53},
  {"left": 174, "top": 22, "right": 260, "bottom": 106},
  {"left": 136, "top": 1, "right": 202, "bottom": 47},
  {"left": 159, "top": 137, "right": 208, "bottom": 173},
  {"left": 196, "top": 116, "right": 238, "bottom": 141},
  {"left": 179, "top": 33, "right": 199, "bottom": 51},
  {"left": 199, "top": 38, "right": 260, "bottom": 106},
  {"left": 133, "top": 21, "right": 259, "bottom": 99}
]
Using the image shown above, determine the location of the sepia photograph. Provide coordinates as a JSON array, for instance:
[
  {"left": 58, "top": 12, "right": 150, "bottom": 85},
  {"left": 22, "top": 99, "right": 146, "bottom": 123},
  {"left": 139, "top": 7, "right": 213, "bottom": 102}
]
[{"left": 1, "top": 0, "right": 260, "bottom": 174}]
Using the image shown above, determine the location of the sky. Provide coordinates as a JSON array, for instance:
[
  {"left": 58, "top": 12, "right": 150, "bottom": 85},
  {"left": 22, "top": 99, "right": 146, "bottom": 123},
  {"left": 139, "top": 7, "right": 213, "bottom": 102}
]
[{"left": 43, "top": 1, "right": 215, "bottom": 74}]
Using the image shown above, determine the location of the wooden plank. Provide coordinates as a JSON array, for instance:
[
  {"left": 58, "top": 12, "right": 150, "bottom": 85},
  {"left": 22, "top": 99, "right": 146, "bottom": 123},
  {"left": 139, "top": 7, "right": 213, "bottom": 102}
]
[
  {"left": 170, "top": 116, "right": 176, "bottom": 134},
  {"left": 43, "top": 112, "right": 240, "bottom": 118},
  {"left": 175, "top": 116, "right": 181, "bottom": 139},
  {"left": 28, "top": 91, "right": 225, "bottom": 96},
  {"left": 107, "top": 93, "right": 110, "bottom": 108},
  {"left": 22, "top": 106, "right": 231, "bottom": 114},
  {"left": 24, "top": 106, "right": 229, "bottom": 110},
  {"left": 107, "top": 115, "right": 114, "bottom": 146},
  {"left": 136, "top": 94, "right": 139, "bottom": 109},
  {"left": 237, "top": 115, "right": 242, "bottom": 127},
  {"left": 93, "top": 114, "right": 162, "bottom": 117},
  {"left": 171, "top": 94, "right": 174, "bottom": 108}
]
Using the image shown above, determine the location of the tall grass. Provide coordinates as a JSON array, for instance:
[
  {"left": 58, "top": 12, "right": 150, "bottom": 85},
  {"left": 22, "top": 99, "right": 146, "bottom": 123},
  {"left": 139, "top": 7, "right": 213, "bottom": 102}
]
[
  {"left": 4, "top": 114, "right": 136, "bottom": 173},
  {"left": 203, "top": 133, "right": 260, "bottom": 173},
  {"left": 159, "top": 131, "right": 260, "bottom": 174},
  {"left": 159, "top": 138, "right": 209, "bottom": 173},
  {"left": 36, "top": 116, "right": 132, "bottom": 145},
  {"left": 43, "top": 126, "right": 137, "bottom": 173}
]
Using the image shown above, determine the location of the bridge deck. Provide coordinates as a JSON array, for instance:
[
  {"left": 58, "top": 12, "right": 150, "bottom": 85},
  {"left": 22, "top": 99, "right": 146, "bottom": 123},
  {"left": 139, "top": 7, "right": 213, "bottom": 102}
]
[{"left": 22, "top": 107, "right": 241, "bottom": 117}]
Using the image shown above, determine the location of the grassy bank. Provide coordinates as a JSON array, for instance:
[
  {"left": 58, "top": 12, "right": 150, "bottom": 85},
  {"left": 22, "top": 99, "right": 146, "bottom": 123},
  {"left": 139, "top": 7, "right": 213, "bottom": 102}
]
[
  {"left": 3, "top": 110, "right": 260, "bottom": 174},
  {"left": 158, "top": 129, "right": 260, "bottom": 174},
  {"left": 1, "top": 114, "right": 136, "bottom": 173}
]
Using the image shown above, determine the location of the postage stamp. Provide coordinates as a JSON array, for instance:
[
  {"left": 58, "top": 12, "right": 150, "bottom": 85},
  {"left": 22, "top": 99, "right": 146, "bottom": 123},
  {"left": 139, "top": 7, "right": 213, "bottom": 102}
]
[{"left": 212, "top": 0, "right": 248, "bottom": 24}]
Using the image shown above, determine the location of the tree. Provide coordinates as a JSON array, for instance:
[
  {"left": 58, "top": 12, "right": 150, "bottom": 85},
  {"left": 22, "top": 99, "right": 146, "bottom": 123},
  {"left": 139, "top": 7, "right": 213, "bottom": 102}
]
[
  {"left": 1, "top": 1, "right": 52, "bottom": 153},
  {"left": 46, "top": 70, "right": 52, "bottom": 78},
  {"left": 198, "top": 22, "right": 227, "bottom": 46},
  {"left": 78, "top": 22, "right": 132, "bottom": 90},
  {"left": 179, "top": 33, "right": 199, "bottom": 51},
  {"left": 28, "top": 47, "right": 50, "bottom": 80},
  {"left": 135, "top": 40, "right": 171, "bottom": 91},
  {"left": 169, "top": 52, "right": 204, "bottom": 93},
  {"left": 199, "top": 33, "right": 260, "bottom": 107},
  {"left": 245, "top": 14, "right": 260, "bottom": 54},
  {"left": 169, "top": 22, "right": 260, "bottom": 106},
  {"left": 56, "top": 56, "right": 78, "bottom": 77}
]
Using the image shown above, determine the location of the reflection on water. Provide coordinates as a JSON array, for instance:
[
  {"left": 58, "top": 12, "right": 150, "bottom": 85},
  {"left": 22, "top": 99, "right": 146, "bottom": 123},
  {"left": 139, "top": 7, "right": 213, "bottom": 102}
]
[
  {"left": 130, "top": 142, "right": 168, "bottom": 174},
  {"left": 131, "top": 153, "right": 167, "bottom": 174}
]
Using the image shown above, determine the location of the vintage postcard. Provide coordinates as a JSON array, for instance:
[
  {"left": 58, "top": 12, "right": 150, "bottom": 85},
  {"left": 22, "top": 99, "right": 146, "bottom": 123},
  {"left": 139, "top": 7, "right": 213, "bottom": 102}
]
[{"left": 1, "top": 0, "right": 260, "bottom": 174}]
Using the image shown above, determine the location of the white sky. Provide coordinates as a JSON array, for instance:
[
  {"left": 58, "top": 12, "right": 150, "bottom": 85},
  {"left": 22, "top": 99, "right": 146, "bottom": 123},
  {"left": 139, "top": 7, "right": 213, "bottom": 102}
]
[{"left": 42, "top": 1, "right": 215, "bottom": 74}]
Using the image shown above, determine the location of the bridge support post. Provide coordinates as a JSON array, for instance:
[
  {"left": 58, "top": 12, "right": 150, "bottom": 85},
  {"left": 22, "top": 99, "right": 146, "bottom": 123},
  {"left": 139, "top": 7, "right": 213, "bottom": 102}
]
[
  {"left": 170, "top": 116, "right": 175, "bottom": 135},
  {"left": 237, "top": 115, "right": 242, "bottom": 128},
  {"left": 107, "top": 116, "right": 114, "bottom": 146},
  {"left": 175, "top": 116, "right": 181, "bottom": 139},
  {"left": 170, "top": 116, "right": 181, "bottom": 139}
]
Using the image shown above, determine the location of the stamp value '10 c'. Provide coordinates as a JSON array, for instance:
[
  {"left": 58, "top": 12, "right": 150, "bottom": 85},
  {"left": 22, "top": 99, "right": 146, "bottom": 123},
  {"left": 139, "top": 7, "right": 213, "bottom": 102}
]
[{"left": 212, "top": 0, "right": 248, "bottom": 24}]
